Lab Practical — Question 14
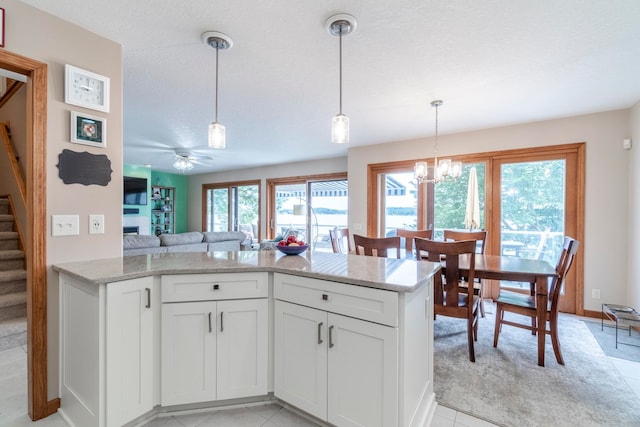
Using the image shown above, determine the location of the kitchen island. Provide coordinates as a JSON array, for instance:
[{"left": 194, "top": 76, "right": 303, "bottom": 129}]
[{"left": 54, "top": 250, "right": 439, "bottom": 427}]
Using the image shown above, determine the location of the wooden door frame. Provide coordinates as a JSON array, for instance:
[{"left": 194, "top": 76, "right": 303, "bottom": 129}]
[{"left": 0, "top": 50, "right": 57, "bottom": 419}]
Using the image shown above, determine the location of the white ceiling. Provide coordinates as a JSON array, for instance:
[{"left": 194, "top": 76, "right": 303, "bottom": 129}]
[{"left": 21, "top": 0, "right": 640, "bottom": 174}]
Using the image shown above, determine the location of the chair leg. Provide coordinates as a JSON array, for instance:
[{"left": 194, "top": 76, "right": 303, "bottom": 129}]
[
  {"left": 493, "top": 303, "right": 502, "bottom": 347},
  {"left": 468, "top": 317, "right": 476, "bottom": 362},
  {"left": 479, "top": 296, "right": 486, "bottom": 318},
  {"left": 531, "top": 316, "right": 537, "bottom": 336},
  {"left": 550, "top": 318, "right": 564, "bottom": 365}
]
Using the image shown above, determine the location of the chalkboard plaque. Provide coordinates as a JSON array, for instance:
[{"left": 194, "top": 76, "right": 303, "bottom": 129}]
[{"left": 57, "top": 149, "right": 112, "bottom": 186}]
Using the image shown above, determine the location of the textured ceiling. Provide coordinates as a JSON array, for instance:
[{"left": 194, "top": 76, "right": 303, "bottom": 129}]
[{"left": 21, "top": 0, "right": 640, "bottom": 174}]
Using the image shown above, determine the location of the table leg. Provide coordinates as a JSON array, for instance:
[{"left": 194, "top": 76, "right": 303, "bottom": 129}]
[{"left": 535, "top": 275, "right": 547, "bottom": 366}]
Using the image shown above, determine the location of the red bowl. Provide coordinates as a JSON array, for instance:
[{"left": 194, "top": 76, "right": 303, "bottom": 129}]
[{"left": 276, "top": 244, "right": 309, "bottom": 255}]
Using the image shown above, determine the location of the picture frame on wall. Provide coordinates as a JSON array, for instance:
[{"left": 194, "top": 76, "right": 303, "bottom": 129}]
[
  {"left": 65, "top": 64, "right": 110, "bottom": 112},
  {"left": 0, "top": 8, "right": 5, "bottom": 48},
  {"left": 70, "top": 111, "right": 107, "bottom": 148}
]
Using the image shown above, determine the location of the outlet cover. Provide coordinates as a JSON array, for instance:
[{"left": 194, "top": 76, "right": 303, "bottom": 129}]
[
  {"left": 89, "top": 214, "right": 105, "bottom": 234},
  {"left": 592, "top": 289, "right": 601, "bottom": 299}
]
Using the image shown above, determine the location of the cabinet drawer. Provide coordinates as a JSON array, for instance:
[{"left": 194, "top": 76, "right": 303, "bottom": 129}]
[
  {"left": 162, "top": 273, "right": 268, "bottom": 302},
  {"left": 273, "top": 273, "right": 398, "bottom": 326}
]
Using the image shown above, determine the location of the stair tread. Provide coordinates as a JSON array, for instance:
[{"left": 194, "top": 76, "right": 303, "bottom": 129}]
[
  {"left": 0, "top": 214, "right": 13, "bottom": 221},
  {"left": 0, "top": 231, "right": 18, "bottom": 240},
  {"left": 0, "top": 291, "right": 26, "bottom": 308},
  {"left": 0, "top": 269, "right": 27, "bottom": 282},
  {"left": 0, "top": 250, "right": 24, "bottom": 260}
]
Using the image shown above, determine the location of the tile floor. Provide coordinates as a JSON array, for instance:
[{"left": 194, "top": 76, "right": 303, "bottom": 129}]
[{"left": 2, "top": 338, "right": 639, "bottom": 427}]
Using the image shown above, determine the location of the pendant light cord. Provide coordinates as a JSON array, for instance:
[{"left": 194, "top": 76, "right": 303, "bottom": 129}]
[
  {"left": 215, "top": 45, "right": 219, "bottom": 123},
  {"left": 338, "top": 28, "right": 343, "bottom": 115}
]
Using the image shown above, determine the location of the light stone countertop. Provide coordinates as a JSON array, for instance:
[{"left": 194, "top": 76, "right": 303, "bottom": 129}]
[{"left": 53, "top": 250, "right": 440, "bottom": 293}]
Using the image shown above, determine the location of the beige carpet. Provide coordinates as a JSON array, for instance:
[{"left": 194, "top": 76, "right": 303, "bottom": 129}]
[{"left": 433, "top": 306, "right": 640, "bottom": 427}]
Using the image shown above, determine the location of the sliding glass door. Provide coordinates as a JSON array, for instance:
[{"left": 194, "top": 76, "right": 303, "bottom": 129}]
[{"left": 203, "top": 181, "right": 260, "bottom": 243}]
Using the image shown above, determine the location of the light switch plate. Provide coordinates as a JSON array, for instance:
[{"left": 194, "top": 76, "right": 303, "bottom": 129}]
[{"left": 52, "top": 215, "right": 79, "bottom": 236}]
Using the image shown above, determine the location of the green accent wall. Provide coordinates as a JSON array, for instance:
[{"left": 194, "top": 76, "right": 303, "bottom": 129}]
[
  {"left": 123, "top": 165, "right": 188, "bottom": 234},
  {"left": 151, "top": 171, "right": 188, "bottom": 233}
]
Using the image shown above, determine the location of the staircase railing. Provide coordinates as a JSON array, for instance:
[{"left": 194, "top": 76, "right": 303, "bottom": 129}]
[{"left": 1, "top": 122, "right": 26, "bottom": 206}]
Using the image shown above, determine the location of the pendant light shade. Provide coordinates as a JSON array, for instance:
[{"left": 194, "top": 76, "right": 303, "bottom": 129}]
[
  {"left": 326, "top": 14, "right": 357, "bottom": 144},
  {"left": 208, "top": 122, "right": 226, "bottom": 149},
  {"left": 331, "top": 114, "right": 349, "bottom": 144},
  {"left": 202, "top": 31, "right": 233, "bottom": 150}
]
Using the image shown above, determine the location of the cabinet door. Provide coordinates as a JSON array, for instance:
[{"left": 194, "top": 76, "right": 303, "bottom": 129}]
[
  {"left": 327, "top": 313, "right": 399, "bottom": 427},
  {"left": 106, "top": 278, "right": 154, "bottom": 427},
  {"left": 217, "top": 299, "right": 268, "bottom": 400},
  {"left": 161, "top": 301, "right": 217, "bottom": 405},
  {"left": 274, "top": 300, "right": 327, "bottom": 420}
]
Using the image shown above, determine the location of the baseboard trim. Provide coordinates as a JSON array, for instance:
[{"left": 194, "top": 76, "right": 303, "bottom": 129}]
[
  {"left": 583, "top": 309, "right": 601, "bottom": 319},
  {"left": 47, "top": 398, "right": 60, "bottom": 416}
]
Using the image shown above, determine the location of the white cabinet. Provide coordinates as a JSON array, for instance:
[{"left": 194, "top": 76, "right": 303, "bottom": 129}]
[
  {"left": 106, "top": 278, "right": 155, "bottom": 427},
  {"left": 274, "top": 299, "right": 399, "bottom": 427},
  {"left": 161, "top": 274, "right": 268, "bottom": 406},
  {"left": 59, "top": 275, "right": 156, "bottom": 427}
]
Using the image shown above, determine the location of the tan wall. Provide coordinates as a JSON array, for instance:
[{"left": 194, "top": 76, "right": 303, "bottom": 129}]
[
  {"left": 348, "top": 109, "right": 631, "bottom": 312},
  {"left": 3, "top": 0, "right": 123, "bottom": 398},
  {"left": 629, "top": 102, "right": 640, "bottom": 309},
  {"left": 187, "top": 157, "right": 348, "bottom": 240}
]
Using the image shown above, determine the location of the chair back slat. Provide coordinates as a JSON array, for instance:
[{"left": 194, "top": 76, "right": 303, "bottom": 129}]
[
  {"left": 353, "top": 234, "right": 401, "bottom": 258},
  {"left": 396, "top": 228, "right": 433, "bottom": 253},
  {"left": 443, "top": 229, "right": 487, "bottom": 254},
  {"left": 329, "top": 227, "right": 352, "bottom": 254}
]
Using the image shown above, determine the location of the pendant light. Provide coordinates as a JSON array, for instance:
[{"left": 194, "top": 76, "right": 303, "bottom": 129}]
[
  {"left": 202, "top": 31, "right": 233, "bottom": 149},
  {"left": 414, "top": 100, "right": 462, "bottom": 183},
  {"left": 325, "top": 14, "right": 357, "bottom": 144}
]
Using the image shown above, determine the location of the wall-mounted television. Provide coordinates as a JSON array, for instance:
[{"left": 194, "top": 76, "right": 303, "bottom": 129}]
[{"left": 123, "top": 176, "right": 148, "bottom": 205}]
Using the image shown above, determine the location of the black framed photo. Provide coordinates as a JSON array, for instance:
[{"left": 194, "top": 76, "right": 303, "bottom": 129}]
[{"left": 70, "top": 111, "right": 106, "bottom": 148}]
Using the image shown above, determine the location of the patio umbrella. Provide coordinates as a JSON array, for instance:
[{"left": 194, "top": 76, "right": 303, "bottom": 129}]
[{"left": 464, "top": 167, "right": 480, "bottom": 230}]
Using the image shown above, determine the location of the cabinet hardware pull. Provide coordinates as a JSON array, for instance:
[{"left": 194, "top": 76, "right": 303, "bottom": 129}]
[
  {"left": 208, "top": 312, "right": 212, "bottom": 333},
  {"left": 318, "top": 322, "right": 323, "bottom": 344},
  {"left": 213, "top": 284, "right": 220, "bottom": 291},
  {"left": 322, "top": 294, "right": 328, "bottom": 301},
  {"left": 329, "top": 325, "right": 334, "bottom": 348},
  {"left": 145, "top": 288, "right": 151, "bottom": 308},
  {"left": 220, "top": 311, "right": 224, "bottom": 332}
]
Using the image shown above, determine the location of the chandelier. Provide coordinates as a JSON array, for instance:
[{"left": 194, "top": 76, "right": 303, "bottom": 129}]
[
  {"left": 173, "top": 154, "right": 194, "bottom": 173},
  {"left": 414, "top": 100, "right": 461, "bottom": 183},
  {"left": 325, "top": 14, "right": 357, "bottom": 144},
  {"left": 202, "top": 31, "right": 233, "bottom": 149}
]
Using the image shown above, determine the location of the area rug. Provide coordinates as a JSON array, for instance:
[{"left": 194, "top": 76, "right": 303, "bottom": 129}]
[
  {"left": 583, "top": 319, "right": 640, "bottom": 363},
  {"left": 433, "top": 307, "right": 640, "bottom": 427}
]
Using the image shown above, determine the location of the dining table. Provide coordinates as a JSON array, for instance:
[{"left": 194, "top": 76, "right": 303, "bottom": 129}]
[{"left": 443, "top": 254, "right": 558, "bottom": 367}]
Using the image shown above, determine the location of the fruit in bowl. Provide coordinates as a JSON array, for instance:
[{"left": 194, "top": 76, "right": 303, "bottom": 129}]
[{"left": 276, "top": 236, "right": 309, "bottom": 255}]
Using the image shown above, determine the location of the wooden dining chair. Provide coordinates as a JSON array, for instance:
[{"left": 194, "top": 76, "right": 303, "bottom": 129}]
[
  {"left": 415, "top": 237, "right": 480, "bottom": 362},
  {"left": 396, "top": 228, "right": 433, "bottom": 254},
  {"left": 329, "top": 227, "right": 352, "bottom": 254},
  {"left": 353, "top": 234, "right": 401, "bottom": 258},
  {"left": 443, "top": 229, "right": 488, "bottom": 317},
  {"left": 493, "top": 236, "right": 579, "bottom": 365}
]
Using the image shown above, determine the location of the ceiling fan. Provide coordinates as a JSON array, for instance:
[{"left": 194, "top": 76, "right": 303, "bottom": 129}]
[{"left": 125, "top": 141, "right": 215, "bottom": 172}]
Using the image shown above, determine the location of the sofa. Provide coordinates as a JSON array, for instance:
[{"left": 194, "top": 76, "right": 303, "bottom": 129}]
[{"left": 123, "top": 231, "right": 247, "bottom": 256}]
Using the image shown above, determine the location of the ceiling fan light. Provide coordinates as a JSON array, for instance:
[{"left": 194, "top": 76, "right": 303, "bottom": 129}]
[
  {"left": 173, "top": 155, "right": 194, "bottom": 172},
  {"left": 208, "top": 122, "right": 226, "bottom": 149},
  {"left": 332, "top": 114, "right": 349, "bottom": 144}
]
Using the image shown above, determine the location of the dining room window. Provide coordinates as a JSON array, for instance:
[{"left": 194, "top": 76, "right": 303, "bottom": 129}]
[{"left": 367, "top": 143, "right": 584, "bottom": 314}]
